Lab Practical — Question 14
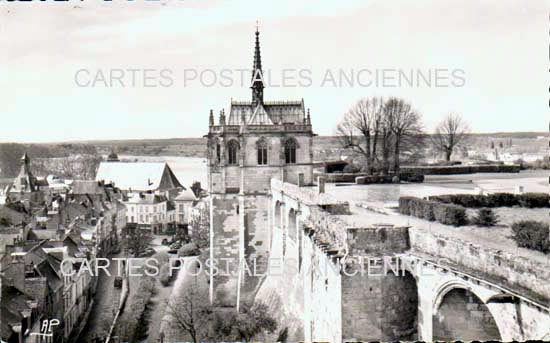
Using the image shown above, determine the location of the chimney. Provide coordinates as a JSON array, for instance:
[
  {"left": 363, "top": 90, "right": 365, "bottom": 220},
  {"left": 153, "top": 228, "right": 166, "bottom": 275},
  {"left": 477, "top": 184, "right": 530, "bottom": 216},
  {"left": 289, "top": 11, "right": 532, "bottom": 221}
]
[{"left": 317, "top": 176, "right": 326, "bottom": 194}]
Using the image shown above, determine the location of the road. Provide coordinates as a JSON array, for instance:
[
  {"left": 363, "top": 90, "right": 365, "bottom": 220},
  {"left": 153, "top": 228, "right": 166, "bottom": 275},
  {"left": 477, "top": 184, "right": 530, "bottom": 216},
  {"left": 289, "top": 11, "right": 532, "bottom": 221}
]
[{"left": 76, "top": 252, "right": 123, "bottom": 343}]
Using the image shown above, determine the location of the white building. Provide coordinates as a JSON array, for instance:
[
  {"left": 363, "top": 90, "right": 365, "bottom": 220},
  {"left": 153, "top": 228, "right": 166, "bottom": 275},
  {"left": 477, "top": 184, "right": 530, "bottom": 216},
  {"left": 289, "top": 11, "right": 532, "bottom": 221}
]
[
  {"left": 124, "top": 192, "right": 175, "bottom": 233},
  {"left": 173, "top": 188, "right": 197, "bottom": 225}
]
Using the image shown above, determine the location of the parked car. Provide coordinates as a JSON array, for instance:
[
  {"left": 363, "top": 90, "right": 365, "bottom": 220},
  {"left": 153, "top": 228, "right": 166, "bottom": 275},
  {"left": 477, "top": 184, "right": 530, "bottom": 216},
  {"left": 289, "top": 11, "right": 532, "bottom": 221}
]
[
  {"left": 138, "top": 247, "right": 156, "bottom": 257},
  {"left": 114, "top": 276, "right": 123, "bottom": 288},
  {"left": 168, "top": 241, "right": 182, "bottom": 254}
]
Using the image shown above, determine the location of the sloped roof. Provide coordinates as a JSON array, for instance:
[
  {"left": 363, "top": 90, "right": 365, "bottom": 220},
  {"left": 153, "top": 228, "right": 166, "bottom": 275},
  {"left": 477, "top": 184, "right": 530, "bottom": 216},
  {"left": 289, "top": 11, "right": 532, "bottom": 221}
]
[
  {"left": 227, "top": 100, "right": 305, "bottom": 126},
  {"left": 125, "top": 192, "right": 167, "bottom": 204},
  {"left": 0, "top": 203, "right": 28, "bottom": 226},
  {"left": 96, "top": 162, "right": 182, "bottom": 191},
  {"left": 174, "top": 188, "right": 197, "bottom": 202},
  {"left": 248, "top": 104, "right": 274, "bottom": 125},
  {"left": 71, "top": 180, "right": 106, "bottom": 195},
  {"left": 1, "top": 283, "right": 33, "bottom": 340}
]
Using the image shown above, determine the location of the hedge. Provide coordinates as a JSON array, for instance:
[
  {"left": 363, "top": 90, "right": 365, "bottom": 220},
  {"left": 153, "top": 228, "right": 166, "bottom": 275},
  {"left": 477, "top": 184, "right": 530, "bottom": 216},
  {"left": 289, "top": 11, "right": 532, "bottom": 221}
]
[
  {"left": 399, "top": 196, "right": 467, "bottom": 226},
  {"left": 510, "top": 220, "right": 550, "bottom": 253},
  {"left": 429, "top": 192, "right": 550, "bottom": 209},
  {"left": 313, "top": 172, "right": 424, "bottom": 184},
  {"left": 401, "top": 164, "right": 520, "bottom": 175}
]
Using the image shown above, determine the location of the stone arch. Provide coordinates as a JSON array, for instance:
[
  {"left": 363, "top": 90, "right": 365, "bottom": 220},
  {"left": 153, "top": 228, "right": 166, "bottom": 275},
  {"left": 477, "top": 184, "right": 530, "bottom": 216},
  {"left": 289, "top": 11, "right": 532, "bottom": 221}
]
[{"left": 433, "top": 283, "right": 501, "bottom": 341}]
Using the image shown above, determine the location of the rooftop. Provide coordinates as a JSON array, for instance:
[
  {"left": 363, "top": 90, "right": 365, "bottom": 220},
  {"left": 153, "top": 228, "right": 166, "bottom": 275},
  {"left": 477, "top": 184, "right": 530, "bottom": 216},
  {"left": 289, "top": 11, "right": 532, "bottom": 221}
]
[
  {"left": 96, "top": 161, "right": 182, "bottom": 191},
  {"left": 125, "top": 192, "right": 168, "bottom": 204}
]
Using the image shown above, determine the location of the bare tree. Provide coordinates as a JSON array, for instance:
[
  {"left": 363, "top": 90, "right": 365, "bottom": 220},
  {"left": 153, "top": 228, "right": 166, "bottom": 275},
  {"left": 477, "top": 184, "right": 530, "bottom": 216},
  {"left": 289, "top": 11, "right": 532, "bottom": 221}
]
[
  {"left": 165, "top": 280, "right": 213, "bottom": 343},
  {"left": 336, "top": 97, "right": 384, "bottom": 174},
  {"left": 60, "top": 154, "right": 102, "bottom": 180},
  {"left": 384, "top": 97, "right": 423, "bottom": 173},
  {"left": 189, "top": 200, "right": 210, "bottom": 249},
  {"left": 233, "top": 302, "right": 277, "bottom": 343},
  {"left": 431, "top": 113, "right": 470, "bottom": 161}
]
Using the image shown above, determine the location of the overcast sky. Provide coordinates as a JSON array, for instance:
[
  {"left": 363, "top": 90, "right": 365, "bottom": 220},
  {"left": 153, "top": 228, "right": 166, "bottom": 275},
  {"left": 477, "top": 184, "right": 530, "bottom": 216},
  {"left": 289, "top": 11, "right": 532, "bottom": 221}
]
[{"left": 1, "top": 0, "right": 548, "bottom": 142}]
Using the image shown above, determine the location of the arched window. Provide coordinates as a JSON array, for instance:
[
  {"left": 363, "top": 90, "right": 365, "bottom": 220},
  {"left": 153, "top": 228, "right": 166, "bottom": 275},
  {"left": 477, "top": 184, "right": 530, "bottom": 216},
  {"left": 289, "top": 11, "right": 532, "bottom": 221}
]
[
  {"left": 257, "top": 138, "right": 268, "bottom": 165},
  {"left": 216, "top": 142, "right": 221, "bottom": 163},
  {"left": 227, "top": 140, "right": 239, "bottom": 165},
  {"left": 284, "top": 138, "right": 297, "bottom": 164}
]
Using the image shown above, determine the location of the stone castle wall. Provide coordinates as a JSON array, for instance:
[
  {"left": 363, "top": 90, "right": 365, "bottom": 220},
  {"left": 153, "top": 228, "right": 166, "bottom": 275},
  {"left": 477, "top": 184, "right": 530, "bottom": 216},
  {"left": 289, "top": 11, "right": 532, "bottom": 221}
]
[
  {"left": 210, "top": 194, "right": 240, "bottom": 304},
  {"left": 408, "top": 227, "right": 550, "bottom": 303}
]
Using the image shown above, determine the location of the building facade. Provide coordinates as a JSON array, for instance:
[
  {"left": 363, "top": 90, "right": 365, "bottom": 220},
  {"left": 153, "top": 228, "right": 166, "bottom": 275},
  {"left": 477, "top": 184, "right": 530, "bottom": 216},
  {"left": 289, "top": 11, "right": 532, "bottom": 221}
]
[
  {"left": 124, "top": 193, "right": 174, "bottom": 233},
  {"left": 207, "top": 28, "right": 315, "bottom": 305}
]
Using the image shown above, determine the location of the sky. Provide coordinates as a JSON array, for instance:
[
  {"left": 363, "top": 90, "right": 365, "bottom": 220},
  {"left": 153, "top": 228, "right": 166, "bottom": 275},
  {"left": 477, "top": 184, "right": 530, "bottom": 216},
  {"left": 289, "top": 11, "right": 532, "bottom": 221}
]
[{"left": 1, "top": 0, "right": 549, "bottom": 142}]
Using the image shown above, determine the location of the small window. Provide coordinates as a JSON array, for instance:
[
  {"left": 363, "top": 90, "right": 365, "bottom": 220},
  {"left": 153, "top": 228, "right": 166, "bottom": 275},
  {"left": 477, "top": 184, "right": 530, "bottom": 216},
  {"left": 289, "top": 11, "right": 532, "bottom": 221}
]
[
  {"left": 216, "top": 143, "right": 221, "bottom": 163},
  {"left": 257, "top": 138, "right": 268, "bottom": 165}
]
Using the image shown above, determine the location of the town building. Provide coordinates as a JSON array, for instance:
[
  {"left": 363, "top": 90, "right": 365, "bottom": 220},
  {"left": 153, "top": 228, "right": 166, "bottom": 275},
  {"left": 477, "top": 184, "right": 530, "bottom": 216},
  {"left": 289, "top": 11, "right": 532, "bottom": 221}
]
[
  {"left": 173, "top": 187, "right": 197, "bottom": 226},
  {"left": 1, "top": 154, "right": 127, "bottom": 343},
  {"left": 95, "top": 161, "right": 183, "bottom": 196},
  {"left": 8, "top": 154, "right": 47, "bottom": 208},
  {"left": 123, "top": 192, "right": 174, "bottom": 234},
  {"left": 106, "top": 151, "right": 120, "bottom": 162}
]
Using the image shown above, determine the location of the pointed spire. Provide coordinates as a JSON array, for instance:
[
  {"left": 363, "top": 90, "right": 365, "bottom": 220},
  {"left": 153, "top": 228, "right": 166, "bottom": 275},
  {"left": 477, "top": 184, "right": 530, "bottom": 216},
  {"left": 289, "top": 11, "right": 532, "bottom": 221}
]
[
  {"left": 21, "top": 153, "right": 29, "bottom": 165},
  {"left": 251, "top": 22, "right": 264, "bottom": 105},
  {"left": 220, "top": 109, "right": 226, "bottom": 126},
  {"left": 307, "top": 108, "right": 311, "bottom": 125},
  {"left": 209, "top": 109, "right": 214, "bottom": 126}
]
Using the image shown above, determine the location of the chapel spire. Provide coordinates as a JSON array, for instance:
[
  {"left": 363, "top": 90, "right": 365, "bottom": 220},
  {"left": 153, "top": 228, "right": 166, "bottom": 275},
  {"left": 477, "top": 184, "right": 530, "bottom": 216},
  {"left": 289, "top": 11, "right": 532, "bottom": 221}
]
[{"left": 251, "top": 22, "right": 264, "bottom": 105}]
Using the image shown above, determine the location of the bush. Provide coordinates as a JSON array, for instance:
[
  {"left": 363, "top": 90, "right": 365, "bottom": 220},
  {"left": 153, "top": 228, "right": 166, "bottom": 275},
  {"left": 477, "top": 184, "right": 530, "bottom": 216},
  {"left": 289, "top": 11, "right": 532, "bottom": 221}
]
[
  {"left": 472, "top": 208, "right": 499, "bottom": 227},
  {"left": 343, "top": 163, "right": 361, "bottom": 173},
  {"left": 518, "top": 193, "right": 550, "bottom": 208},
  {"left": 400, "top": 173, "right": 424, "bottom": 183},
  {"left": 486, "top": 193, "right": 518, "bottom": 207},
  {"left": 510, "top": 221, "right": 550, "bottom": 253},
  {"left": 429, "top": 192, "right": 550, "bottom": 209},
  {"left": 398, "top": 197, "right": 414, "bottom": 215},
  {"left": 398, "top": 197, "right": 467, "bottom": 226},
  {"left": 179, "top": 242, "right": 201, "bottom": 257},
  {"left": 400, "top": 164, "right": 520, "bottom": 175},
  {"left": 432, "top": 202, "right": 468, "bottom": 226},
  {"left": 422, "top": 202, "right": 435, "bottom": 221}
]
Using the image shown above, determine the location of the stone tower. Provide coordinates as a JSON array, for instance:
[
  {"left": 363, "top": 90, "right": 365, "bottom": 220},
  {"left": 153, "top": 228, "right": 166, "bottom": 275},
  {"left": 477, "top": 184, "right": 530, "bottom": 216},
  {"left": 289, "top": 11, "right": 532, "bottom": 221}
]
[{"left": 207, "top": 27, "right": 315, "bottom": 306}]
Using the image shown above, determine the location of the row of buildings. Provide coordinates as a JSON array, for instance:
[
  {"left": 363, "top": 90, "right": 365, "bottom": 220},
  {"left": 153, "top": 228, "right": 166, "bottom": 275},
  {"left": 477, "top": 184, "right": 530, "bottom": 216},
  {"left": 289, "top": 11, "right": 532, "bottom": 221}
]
[
  {"left": 94, "top": 156, "right": 198, "bottom": 234},
  {"left": 0, "top": 153, "right": 198, "bottom": 343},
  {"left": 1, "top": 154, "right": 127, "bottom": 343}
]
